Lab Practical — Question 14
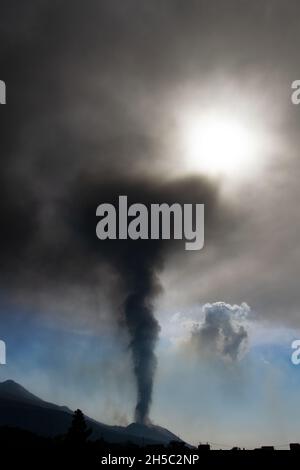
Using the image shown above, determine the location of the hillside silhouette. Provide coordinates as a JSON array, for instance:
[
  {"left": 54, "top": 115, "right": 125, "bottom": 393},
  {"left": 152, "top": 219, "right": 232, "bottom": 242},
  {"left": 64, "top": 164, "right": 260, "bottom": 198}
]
[
  {"left": 0, "top": 380, "right": 183, "bottom": 445},
  {"left": 0, "top": 379, "right": 300, "bottom": 467}
]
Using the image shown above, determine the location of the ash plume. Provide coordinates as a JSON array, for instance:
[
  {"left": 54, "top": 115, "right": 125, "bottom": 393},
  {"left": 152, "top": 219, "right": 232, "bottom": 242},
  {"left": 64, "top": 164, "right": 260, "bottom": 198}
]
[
  {"left": 124, "top": 266, "right": 160, "bottom": 423},
  {"left": 69, "top": 176, "right": 220, "bottom": 423},
  {"left": 0, "top": 1, "right": 232, "bottom": 423},
  {"left": 191, "top": 302, "right": 250, "bottom": 361}
]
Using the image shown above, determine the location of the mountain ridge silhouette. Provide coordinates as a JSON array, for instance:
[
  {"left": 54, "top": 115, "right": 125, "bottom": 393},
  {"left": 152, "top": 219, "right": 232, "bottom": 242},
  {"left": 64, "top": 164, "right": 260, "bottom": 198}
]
[{"left": 0, "top": 380, "right": 184, "bottom": 446}]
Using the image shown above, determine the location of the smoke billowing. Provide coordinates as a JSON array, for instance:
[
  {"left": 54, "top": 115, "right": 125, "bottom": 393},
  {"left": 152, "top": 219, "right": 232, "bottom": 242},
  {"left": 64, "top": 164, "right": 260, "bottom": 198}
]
[
  {"left": 191, "top": 302, "right": 250, "bottom": 361},
  {"left": 124, "top": 268, "right": 160, "bottom": 423},
  {"left": 69, "top": 176, "right": 221, "bottom": 423},
  {"left": 0, "top": 1, "right": 231, "bottom": 422}
]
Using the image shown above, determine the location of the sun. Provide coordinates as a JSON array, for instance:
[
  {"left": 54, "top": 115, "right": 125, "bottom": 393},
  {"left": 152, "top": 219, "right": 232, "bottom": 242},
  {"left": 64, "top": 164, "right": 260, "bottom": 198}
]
[{"left": 182, "top": 111, "right": 257, "bottom": 177}]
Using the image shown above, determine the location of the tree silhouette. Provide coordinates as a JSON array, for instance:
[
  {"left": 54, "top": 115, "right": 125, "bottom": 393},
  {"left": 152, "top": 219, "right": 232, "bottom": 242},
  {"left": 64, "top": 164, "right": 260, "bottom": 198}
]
[{"left": 66, "top": 409, "right": 92, "bottom": 445}]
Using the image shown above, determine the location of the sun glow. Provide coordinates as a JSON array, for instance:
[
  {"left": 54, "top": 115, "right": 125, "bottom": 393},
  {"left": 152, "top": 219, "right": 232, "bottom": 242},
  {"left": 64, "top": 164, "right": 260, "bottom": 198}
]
[{"left": 182, "top": 111, "right": 258, "bottom": 177}]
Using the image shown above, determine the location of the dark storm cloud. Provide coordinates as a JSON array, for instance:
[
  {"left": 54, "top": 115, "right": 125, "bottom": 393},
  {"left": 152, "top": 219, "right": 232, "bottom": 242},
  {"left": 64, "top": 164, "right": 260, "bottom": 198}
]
[
  {"left": 1, "top": 0, "right": 300, "bottom": 420},
  {"left": 0, "top": 0, "right": 232, "bottom": 422}
]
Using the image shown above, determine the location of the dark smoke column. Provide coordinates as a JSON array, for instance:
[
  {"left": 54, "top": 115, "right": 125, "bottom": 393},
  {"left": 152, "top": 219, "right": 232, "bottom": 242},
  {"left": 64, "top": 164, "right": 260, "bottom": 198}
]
[
  {"left": 73, "top": 178, "right": 217, "bottom": 425},
  {"left": 124, "top": 263, "right": 161, "bottom": 424}
]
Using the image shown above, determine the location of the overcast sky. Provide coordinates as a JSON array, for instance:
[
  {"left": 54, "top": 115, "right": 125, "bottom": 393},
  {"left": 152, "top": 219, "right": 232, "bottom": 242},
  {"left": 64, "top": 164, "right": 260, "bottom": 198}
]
[{"left": 1, "top": 0, "right": 300, "bottom": 447}]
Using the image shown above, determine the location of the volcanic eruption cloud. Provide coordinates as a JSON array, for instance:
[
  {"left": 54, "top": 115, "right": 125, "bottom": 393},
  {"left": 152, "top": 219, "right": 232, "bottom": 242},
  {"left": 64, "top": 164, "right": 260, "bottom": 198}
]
[
  {"left": 122, "top": 239, "right": 161, "bottom": 424},
  {"left": 72, "top": 177, "right": 221, "bottom": 424},
  {"left": 0, "top": 1, "right": 231, "bottom": 424}
]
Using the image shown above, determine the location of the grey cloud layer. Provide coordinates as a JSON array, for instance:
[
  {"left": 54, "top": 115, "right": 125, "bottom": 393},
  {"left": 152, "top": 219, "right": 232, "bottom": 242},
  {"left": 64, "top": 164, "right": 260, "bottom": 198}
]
[{"left": 1, "top": 0, "right": 300, "bottom": 419}]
